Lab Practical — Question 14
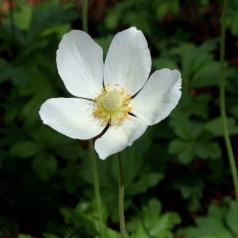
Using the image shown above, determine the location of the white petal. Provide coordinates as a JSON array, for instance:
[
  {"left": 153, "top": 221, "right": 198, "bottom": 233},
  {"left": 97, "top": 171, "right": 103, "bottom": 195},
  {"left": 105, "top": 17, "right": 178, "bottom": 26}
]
[
  {"left": 131, "top": 69, "right": 182, "bottom": 125},
  {"left": 95, "top": 116, "right": 147, "bottom": 160},
  {"left": 56, "top": 30, "right": 104, "bottom": 99},
  {"left": 39, "top": 98, "right": 104, "bottom": 139},
  {"left": 104, "top": 27, "right": 151, "bottom": 95}
]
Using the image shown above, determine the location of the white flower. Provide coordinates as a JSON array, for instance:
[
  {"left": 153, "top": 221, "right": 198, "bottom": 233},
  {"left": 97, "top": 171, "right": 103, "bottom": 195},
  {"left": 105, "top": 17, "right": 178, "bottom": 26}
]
[{"left": 39, "top": 27, "right": 182, "bottom": 160}]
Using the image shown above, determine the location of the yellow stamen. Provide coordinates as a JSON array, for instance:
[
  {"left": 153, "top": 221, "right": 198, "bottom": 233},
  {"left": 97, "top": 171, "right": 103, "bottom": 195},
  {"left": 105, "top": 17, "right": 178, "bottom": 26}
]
[{"left": 93, "top": 84, "right": 132, "bottom": 126}]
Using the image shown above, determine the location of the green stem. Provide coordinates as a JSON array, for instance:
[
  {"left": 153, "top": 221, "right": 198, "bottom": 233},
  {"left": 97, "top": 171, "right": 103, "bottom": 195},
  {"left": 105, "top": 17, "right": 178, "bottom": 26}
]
[
  {"left": 219, "top": 0, "right": 238, "bottom": 205},
  {"left": 82, "top": 1, "right": 104, "bottom": 236},
  {"left": 117, "top": 153, "right": 127, "bottom": 238},
  {"left": 82, "top": 0, "right": 88, "bottom": 33},
  {"left": 9, "top": 0, "right": 15, "bottom": 39},
  {"left": 89, "top": 140, "right": 105, "bottom": 238}
]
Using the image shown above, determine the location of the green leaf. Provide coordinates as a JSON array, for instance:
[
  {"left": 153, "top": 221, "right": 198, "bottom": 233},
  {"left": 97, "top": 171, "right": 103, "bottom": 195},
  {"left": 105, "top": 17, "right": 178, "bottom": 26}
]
[
  {"left": 172, "top": 41, "right": 217, "bottom": 82},
  {"left": 18, "top": 235, "right": 35, "bottom": 238},
  {"left": 80, "top": 143, "right": 162, "bottom": 220},
  {"left": 13, "top": 3, "right": 32, "bottom": 30},
  {"left": 153, "top": 57, "right": 178, "bottom": 69},
  {"left": 195, "top": 205, "right": 232, "bottom": 237},
  {"left": 195, "top": 141, "right": 221, "bottom": 159},
  {"left": 225, "top": 201, "right": 238, "bottom": 236},
  {"left": 27, "top": 1, "right": 78, "bottom": 43},
  {"left": 32, "top": 153, "right": 58, "bottom": 181},
  {"left": 59, "top": 202, "right": 99, "bottom": 237},
  {"left": 128, "top": 199, "right": 181, "bottom": 238},
  {"left": 191, "top": 61, "right": 220, "bottom": 87},
  {"left": 0, "top": 58, "right": 8, "bottom": 83},
  {"left": 172, "top": 177, "right": 204, "bottom": 212},
  {"left": 177, "top": 200, "right": 237, "bottom": 238},
  {"left": 0, "top": 65, "right": 28, "bottom": 86},
  {"left": 43, "top": 234, "right": 59, "bottom": 238},
  {"left": 205, "top": 117, "right": 238, "bottom": 137},
  {"left": 169, "top": 139, "right": 194, "bottom": 164},
  {"left": 104, "top": 12, "right": 120, "bottom": 30},
  {"left": 226, "top": 2, "right": 238, "bottom": 36},
  {"left": 59, "top": 163, "right": 83, "bottom": 194},
  {"left": 155, "top": 0, "right": 179, "bottom": 19},
  {"left": 11, "top": 141, "right": 42, "bottom": 159},
  {"left": 229, "top": 105, "right": 238, "bottom": 117},
  {"left": 129, "top": 173, "right": 163, "bottom": 195},
  {"left": 169, "top": 139, "right": 186, "bottom": 154},
  {"left": 170, "top": 119, "right": 204, "bottom": 140}
]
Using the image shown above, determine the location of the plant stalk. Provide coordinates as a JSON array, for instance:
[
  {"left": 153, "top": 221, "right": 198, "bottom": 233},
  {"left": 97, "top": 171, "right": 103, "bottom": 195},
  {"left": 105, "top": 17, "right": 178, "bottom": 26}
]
[
  {"left": 82, "top": 0, "right": 88, "bottom": 33},
  {"left": 219, "top": 0, "right": 238, "bottom": 205},
  {"left": 9, "top": 0, "right": 15, "bottom": 39},
  {"left": 117, "top": 153, "right": 127, "bottom": 238},
  {"left": 89, "top": 140, "right": 105, "bottom": 238},
  {"left": 82, "top": 1, "right": 104, "bottom": 236}
]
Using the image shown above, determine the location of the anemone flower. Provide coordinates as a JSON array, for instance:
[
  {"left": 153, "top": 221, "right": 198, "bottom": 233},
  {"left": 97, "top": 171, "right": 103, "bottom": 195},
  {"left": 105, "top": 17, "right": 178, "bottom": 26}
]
[{"left": 39, "top": 27, "right": 182, "bottom": 160}]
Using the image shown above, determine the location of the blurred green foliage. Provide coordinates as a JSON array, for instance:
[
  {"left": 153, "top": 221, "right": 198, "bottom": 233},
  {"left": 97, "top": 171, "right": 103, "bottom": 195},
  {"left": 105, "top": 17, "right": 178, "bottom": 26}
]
[
  {"left": 0, "top": 0, "right": 238, "bottom": 237},
  {"left": 178, "top": 198, "right": 238, "bottom": 238}
]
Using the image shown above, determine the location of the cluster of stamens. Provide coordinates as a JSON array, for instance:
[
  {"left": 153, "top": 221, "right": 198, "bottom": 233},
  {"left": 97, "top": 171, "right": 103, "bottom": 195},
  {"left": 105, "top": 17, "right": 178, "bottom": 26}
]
[{"left": 93, "top": 84, "right": 132, "bottom": 126}]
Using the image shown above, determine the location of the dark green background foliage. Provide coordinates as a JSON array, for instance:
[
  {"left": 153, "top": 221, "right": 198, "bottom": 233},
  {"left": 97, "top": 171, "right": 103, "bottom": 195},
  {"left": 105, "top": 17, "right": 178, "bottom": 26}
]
[{"left": 0, "top": 0, "right": 238, "bottom": 237}]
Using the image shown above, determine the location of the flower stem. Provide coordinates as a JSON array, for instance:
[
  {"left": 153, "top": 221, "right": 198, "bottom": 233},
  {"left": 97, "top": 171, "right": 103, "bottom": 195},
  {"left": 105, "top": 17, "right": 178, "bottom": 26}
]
[
  {"left": 89, "top": 140, "right": 105, "bottom": 238},
  {"left": 82, "top": 0, "right": 88, "bottom": 33},
  {"left": 82, "top": 1, "right": 104, "bottom": 236},
  {"left": 219, "top": 0, "right": 238, "bottom": 205},
  {"left": 9, "top": 0, "right": 15, "bottom": 39},
  {"left": 117, "top": 153, "right": 127, "bottom": 238}
]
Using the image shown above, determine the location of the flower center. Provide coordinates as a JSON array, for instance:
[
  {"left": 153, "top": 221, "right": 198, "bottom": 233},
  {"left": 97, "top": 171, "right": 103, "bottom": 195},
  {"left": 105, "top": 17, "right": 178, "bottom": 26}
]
[
  {"left": 93, "top": 84, "right": 132, "bottom": 125},
  {"left": 102, "top": 91, "right": 122, "bottom": 112}
]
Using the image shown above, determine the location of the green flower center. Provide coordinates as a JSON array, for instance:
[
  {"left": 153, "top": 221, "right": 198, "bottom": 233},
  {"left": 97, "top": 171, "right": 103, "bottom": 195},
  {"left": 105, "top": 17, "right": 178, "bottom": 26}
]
[
  {"left": 93, "top": 85, "right": 132, "bottom": 126},
  {"left": 102, "top": 91, "right": 122, "bottom": 112}
]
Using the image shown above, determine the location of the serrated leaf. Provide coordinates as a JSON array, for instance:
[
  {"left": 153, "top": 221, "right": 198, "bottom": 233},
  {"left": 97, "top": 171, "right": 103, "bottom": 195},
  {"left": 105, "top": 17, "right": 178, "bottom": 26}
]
[
  {"left": 169, "top": 140, "right": 194, "bottom": 164},
  {"left": 192, "top": 61, "right": 220, "bottom": 87},
  {"left": 178, "top": 147, "right": 194, "bottom": 164},
  {"left": 195, "top": 141, "right": 221, "bottom": 159},
  {"left": 128, "top": 173, "right": 163, "bottom": 195},
  {"left": 128, "top": 199, "right": 181, "bottom": 238},
  {"left": 178, "top": 201, "right": 236, "bottom": 238},
  {"left": 169, "top": 139, "right": 187, "bottom": 153},
  {"left": 170, "top": 119, "right": 204, "bottom": 139},
  {"left": 205, "top": 117, "right": 238, "bottom": 137},
  {"left": 172, "top": 41, "right": 216, "bottom": 81},
  {"left": 172, "top": 177, "right": 204, "bottom": 212}
]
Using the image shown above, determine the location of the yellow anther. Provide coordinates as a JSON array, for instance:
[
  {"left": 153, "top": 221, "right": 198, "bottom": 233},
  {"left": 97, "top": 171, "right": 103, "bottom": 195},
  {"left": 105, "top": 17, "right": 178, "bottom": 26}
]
[{"left": 93, "top": 85, "right": 132, "bottom": 126}]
